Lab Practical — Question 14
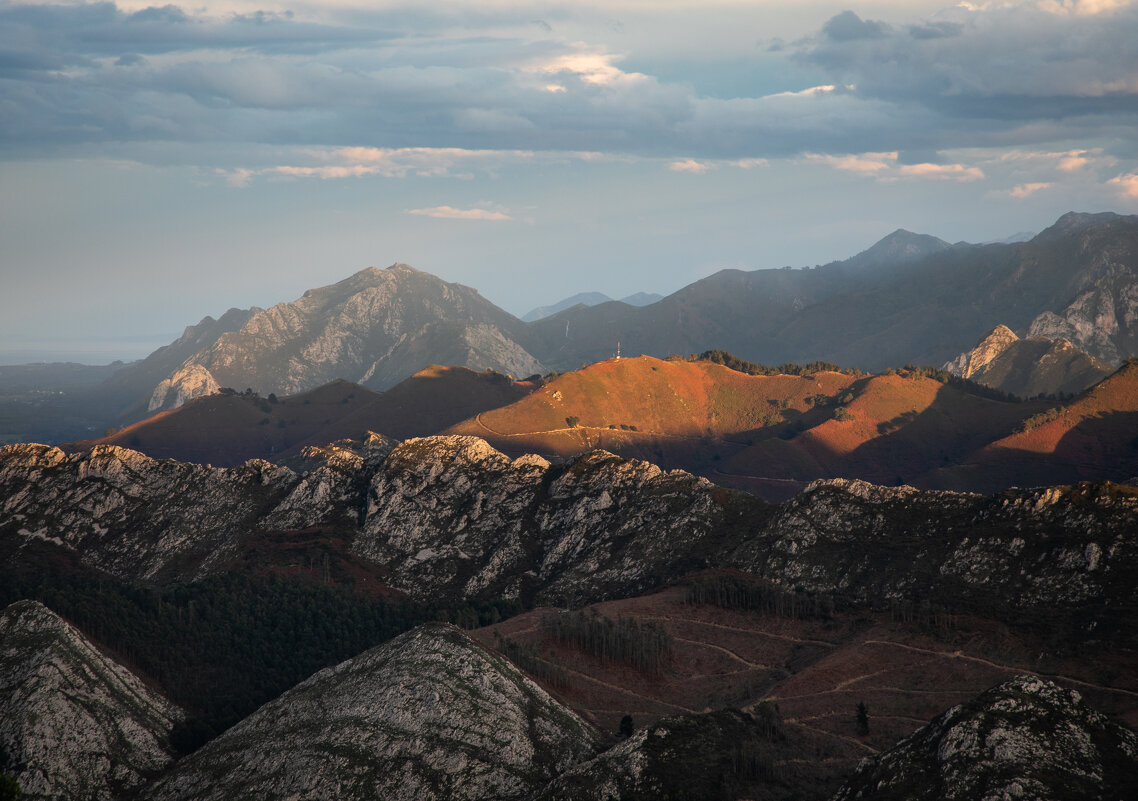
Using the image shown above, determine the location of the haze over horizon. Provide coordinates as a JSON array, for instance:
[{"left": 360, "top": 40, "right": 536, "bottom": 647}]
[{"left": 2, "top": 0, "right": 1137, "bottom": 364}]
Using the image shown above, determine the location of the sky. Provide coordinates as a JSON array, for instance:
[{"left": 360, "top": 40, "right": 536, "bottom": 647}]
[{"left": 1, "top": 0, "right": 1137, "bottom": 363}]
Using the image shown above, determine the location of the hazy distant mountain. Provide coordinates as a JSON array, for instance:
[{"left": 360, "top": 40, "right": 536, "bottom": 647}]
[
  {"left": 943, "top": 324, "right": 1113, "bottom": 398},
  {"left": 147, "top": 265, "right": 544, "bottom": 412},
  {"left": 523, "top": 212, "right": 1138, "bottom": 372},
  {"left": 522, "top": 290, "right": 664, "bottom": 322}
]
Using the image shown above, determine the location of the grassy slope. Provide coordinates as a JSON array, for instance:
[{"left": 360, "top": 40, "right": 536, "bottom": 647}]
[
  {"left": 473, "top": 582, "right": 1138, "bottom": 799},
  {"left": 66, "top": 367, "right": 536, "bottom": 467},
  {"left": 928, "top": 360, "right": 1138, "bottom": 491}
]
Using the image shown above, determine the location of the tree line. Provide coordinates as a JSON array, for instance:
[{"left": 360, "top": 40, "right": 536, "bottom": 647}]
[{"left": 541, "top": 608, "right": 673, "bottom": 674}]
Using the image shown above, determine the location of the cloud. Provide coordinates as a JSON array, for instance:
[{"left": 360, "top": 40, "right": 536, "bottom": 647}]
[
  {"left": 807, "top": 151, "right": 985, "bottom": 182},
  {"left": 897, "top": 162, "right": 984, "bottom": 181},
  {"left": 668, "top": 158, "right": 710, "bottom": 173},
  {"left": 1109, "top": 172, "right": 1138, "bottom": 198},
  {"left": 821, "top": 11, "right": 889, "bottom": 42},
  {"left": 807, "top": 152, "right": 897, "bottom": 175},
  {"left": 0, "top": 0, "right": 1135, "bottom": 178},
  {"left": 406, "top": 205, "right": 512, "bottom": 220},
  {"left": 1008, "top": 182, "right": 1052, "bottom": 197}
]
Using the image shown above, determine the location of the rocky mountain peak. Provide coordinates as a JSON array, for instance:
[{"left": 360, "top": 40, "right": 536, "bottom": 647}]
[
  {"left": 830, "top": 674, "right": 1138, "bottom": 800},
  {"left": 846, "top": 228, "right": 953, "bottom": 271},
  {"left": 142, "top": 622, "right": 601, "bottom": 801},
  {"left": 148, "top": 263, "right": 544, "bottom": 407},
  {"left": 943, "top": 324, "right": 1019, "bottom": 379},
  {"left": 0, "top": 600, "right": 183, "bottom": 801}
]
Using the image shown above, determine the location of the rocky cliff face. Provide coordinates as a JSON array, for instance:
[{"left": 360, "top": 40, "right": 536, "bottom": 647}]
[
  {"left": 830, "top": 675, "right": 1138, "bottom": 801},
  {"left": 3, "top": 437, "right": 1137, "bottom": 625},
  {"left": 142, "top": 623, "right": 601, "bottom": 801},
  {"left": 0, "top": 600, "right": 182, "bottom": 801},
  {"left": 945, "top": 324, "right": 1113, "bottom": 398},
  {"left": 157, "top": 265, "right": 544, "bottom": 408},
  {"left": 0, "top": 443, "right": 297, "bottom": 583},
  {"left": 356, "top": 436, "right": 758, "bottom": 606},
  {"left": 732, "top": 478, "right": 1138, "bottom": 621}
]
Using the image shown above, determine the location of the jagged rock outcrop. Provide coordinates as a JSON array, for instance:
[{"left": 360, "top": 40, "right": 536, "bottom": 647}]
[
  {"left": 944, "top": 324, "right": 1112, "bottom": 398},
  {"left": 155, "top": 265, "right": 544, "bottom": 409},
  {"left": 142, "top": 623, "right": 601, "bottom": 801},
  {"left": 944, "top": 324, "right": 1020, "bottom": 379},
  {"left": 4, "top": 437, "right": 1138, "bottom": 623},
  {"left": 730, "top": 478, "right": 1138, "bottom": 619},
  {"left": 534, "top": 708, "right": 814, "bottom": 801},
  {"left": 355, "top": 436, "right": 758, "bottom": 606},
  {"left": 0, "top": 600, "right": 182, "bottom": 800},
  {"left": 830, "top": 675, "right": 1138, "bottom": 801},
  {"left": 147, "top": 364, "right": 221, "bottom": 412},
  {"left": 0, "top": 443, "right": 297, "bottom": 583}
]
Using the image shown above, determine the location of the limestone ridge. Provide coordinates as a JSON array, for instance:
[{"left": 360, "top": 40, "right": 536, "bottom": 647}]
[
  {"left": 0, "top": 600, "right": 183, "bottom": 801},
  {"left": 830, "top": 675, "right": 1138, "bottom": 801},
  {"left": 943, "top": 324, "right": 1113, "bottom": 397},
  {"left": 2, "top": 439, "right": 1137, "bottom": 623},
  {"left": 354, "top": 436, "right": 742, "bottom": 606},
  {"left": 944, "top": 325, "right": 1020, "bottom": 379},
  {"left": 148, "top": 265, "right": 545, "bottom": 411},
  {"left": 0, "top": 443, "right": 297, "bottom": 584},
  {"left": 141, "top": 623, "right": 601, "bottom": 801}
]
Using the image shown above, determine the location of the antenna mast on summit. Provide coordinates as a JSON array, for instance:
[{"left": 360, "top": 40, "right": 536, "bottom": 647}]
[{"left": 616, "top": 341, "right": 621, "bottom": 360}]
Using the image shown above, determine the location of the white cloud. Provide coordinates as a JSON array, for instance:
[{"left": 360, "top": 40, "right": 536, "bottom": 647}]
[
  {"left": 806, "top": 152, "right": 898, "bottom": 175},
  {"left": 1108, "top": 172, "right": 1138, "bottom": 197},
  {"left": 406, "top": 205, "right": 512, "bottom": 220},
  {"left": 897, "top": 162, "right": 984, "bottom": 181},
  {"left": 1008, "top": 181, "right": 1051, "bottom": 197},
  {"left": 668, "top": 158, "right": 711, "bottom": 173}
]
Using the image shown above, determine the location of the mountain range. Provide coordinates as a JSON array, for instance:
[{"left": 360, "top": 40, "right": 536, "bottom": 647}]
[
  {"left": 2, "top": 434, "right": 1136, "bottom": 799},
  {"left": 4, "top": 211, "right": 1138, "bottom": 447},
  {"left": 3, "top": 209, "right": 1138, "bottom": 799}
]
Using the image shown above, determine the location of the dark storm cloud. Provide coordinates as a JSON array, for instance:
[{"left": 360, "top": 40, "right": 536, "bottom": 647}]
[
  {"left": 821, "top": 10, "right": 889, "bottom": 42},
  {"left": 801, "top": 5, "right": 1138, "bottom": 122}
]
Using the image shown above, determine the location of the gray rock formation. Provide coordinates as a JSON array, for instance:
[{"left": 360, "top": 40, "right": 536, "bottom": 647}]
[
  {"left": 153, "top": 265, "right": 544, "bottom": 408},
  {"left": 731, "top": 478, "right": 1138, "bottom": 616},
  {"left": 0, "top": 600, "right": 182, "bottom": 801},
  {"left": 3, "top": 437, "right": 1137, "bottom": 626},
  {"left": 944, "top": 324, "right": 1113, "bottom": 398},
  {"left": 830, "top": 675, "right": 1138, "bottom": 801},
  {"left": 355, "top": 436, "right": 750, "bottom": 606},
  {"left": 0, "top": 443, "right": 297, "bottom": 583},
  {"left": 142, "top": 623, "right": 600, "bottom": 801}
]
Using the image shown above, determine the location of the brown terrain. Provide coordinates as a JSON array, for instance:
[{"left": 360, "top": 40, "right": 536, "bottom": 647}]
[
  {"left": 471, "top": 578, "right": 1138, "bottom": 794},
  {"left": 66, "top": 366, "right": 536, "bottom": 466},
  {"left": 67, "top": 355, "right": 1137, "bottom": 499}
]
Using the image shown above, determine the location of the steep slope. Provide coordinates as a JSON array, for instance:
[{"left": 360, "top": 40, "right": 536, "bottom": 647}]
[
  {"left": 830, "top": 675, "right": 1138, "bottom": 801},
  {"left": 0, "top": 443, "right": 297, "bottom": 583},
  {"left": 944, "top": 324, "right": 1112, "bottom": 398},
  {"left": 534, "top": 708, "right": 827, "bottom": 801},
  {"left": 142, "top": 623, "right": 601, "bottom": 801},
  {"left": 523, "top": 212, "right": 1138, "bottom": 372},
  {"left": 732, "top": 478, "right": 1138, "bottom": 628},
  {"left": 68, "top": 368, "right": 537, "bottom": 468},
  {"left": 355, "top": 436, "right": 767, "bottom": 606},
  {"left": 0, "top": 600, "right": 182, "bottom": 800},
  {"left": 930, "top": 359, "right": 1138, "bottom": 491},
  {"left": 158, "top": 264, "right": 543, "bottom": 407},
  {"left": 103, "top": 307, "right": 260, "bottom": 419},
  {"left": 67, "top": 381, "right": 384, "bottom": 467},
  {"left": 447, "top": 357, "right": 1058, "bottom": 497}
]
